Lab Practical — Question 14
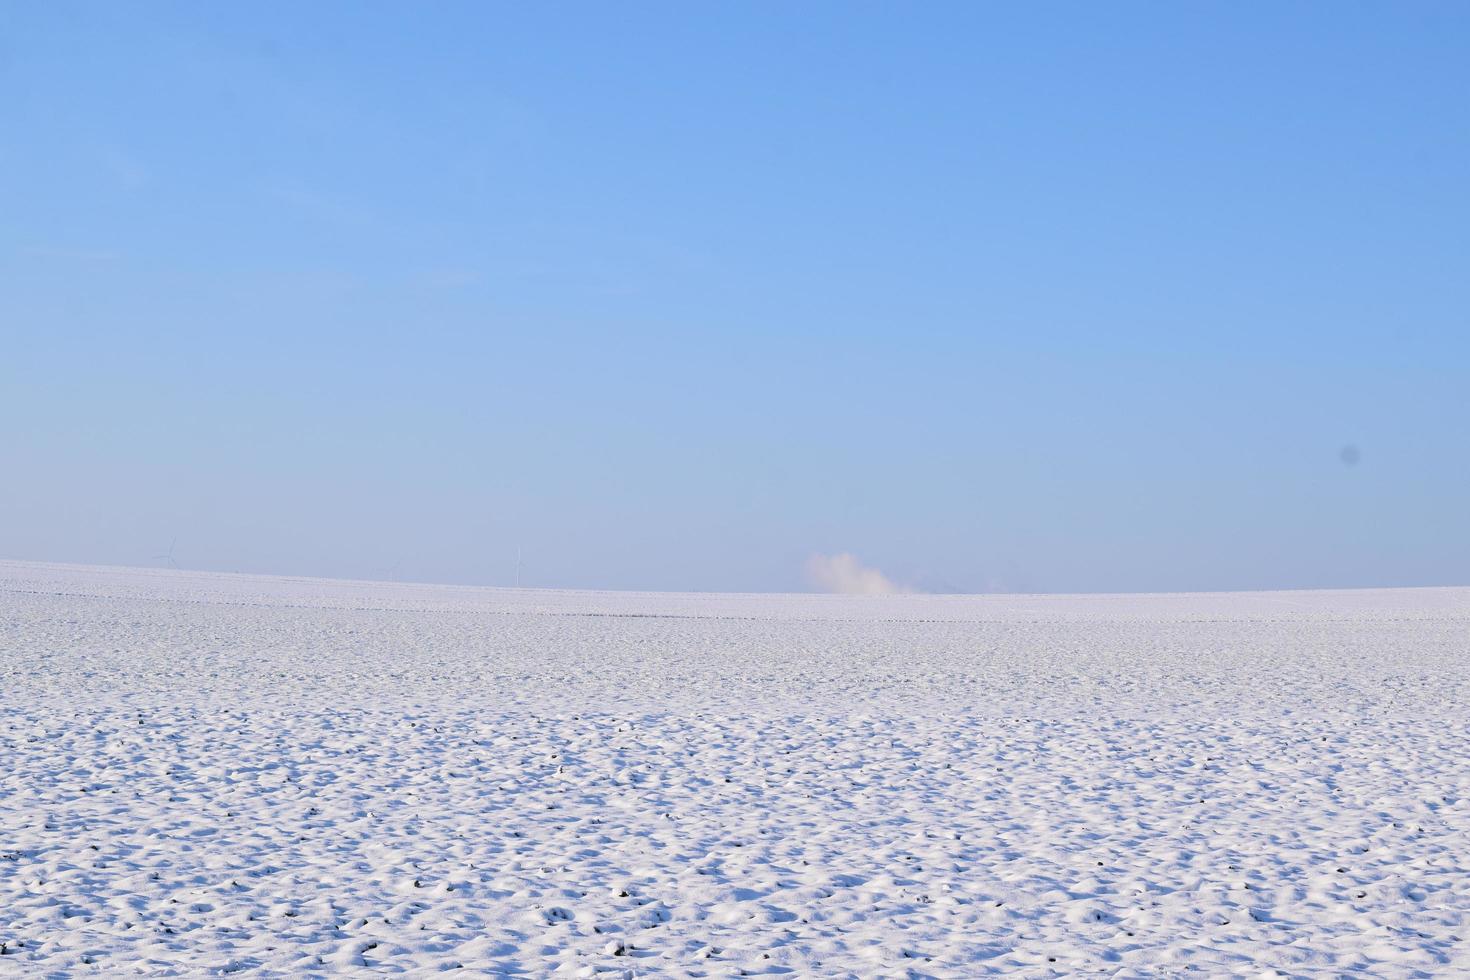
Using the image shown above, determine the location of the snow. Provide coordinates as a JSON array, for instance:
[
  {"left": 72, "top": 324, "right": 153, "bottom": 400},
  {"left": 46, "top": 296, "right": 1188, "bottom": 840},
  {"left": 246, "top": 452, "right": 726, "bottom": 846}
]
[{"left": 2, "top": 559, "right": 1468, "bottom": 976}]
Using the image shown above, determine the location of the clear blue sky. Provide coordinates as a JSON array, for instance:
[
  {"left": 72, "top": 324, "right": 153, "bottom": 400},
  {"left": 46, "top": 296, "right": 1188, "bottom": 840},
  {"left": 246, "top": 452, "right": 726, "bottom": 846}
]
[{"left": 4, "top": 2, "right": 1467, "bottom": 593}]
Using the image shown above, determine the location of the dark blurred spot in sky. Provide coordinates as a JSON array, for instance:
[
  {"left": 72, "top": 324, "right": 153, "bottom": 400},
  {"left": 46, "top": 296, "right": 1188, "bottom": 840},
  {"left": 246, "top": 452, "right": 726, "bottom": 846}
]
[{"left": 1340, "top": 444, "right": 1361, "bottom": 466}]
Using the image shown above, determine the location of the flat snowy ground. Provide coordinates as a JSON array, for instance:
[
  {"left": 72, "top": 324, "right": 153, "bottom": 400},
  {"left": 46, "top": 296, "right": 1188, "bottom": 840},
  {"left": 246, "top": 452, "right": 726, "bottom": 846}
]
[{"left": 2, "top": 561, "right": 1469, "bottom": 977}]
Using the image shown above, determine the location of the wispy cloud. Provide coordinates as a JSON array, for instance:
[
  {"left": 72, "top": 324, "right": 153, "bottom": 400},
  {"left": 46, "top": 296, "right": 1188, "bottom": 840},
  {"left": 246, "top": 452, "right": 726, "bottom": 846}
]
[
  {"left": 100, "top": 146, "right": 149, "bottom": 190},
  {"left": 21, "top": 245, "right": 121, "bottom": 262},
  {"left": 805, "top": 553, "right": 917, "bottom": 595},
  {"left": 414, "top": 267, "right": 483, "bottom": 290}
]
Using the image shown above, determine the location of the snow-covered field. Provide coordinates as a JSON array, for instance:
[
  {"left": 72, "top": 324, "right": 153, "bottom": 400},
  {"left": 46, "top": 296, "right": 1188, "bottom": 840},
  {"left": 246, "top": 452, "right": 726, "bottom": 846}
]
[{"left": 2, "top": 560, "right": 1468, "bottom": 977}]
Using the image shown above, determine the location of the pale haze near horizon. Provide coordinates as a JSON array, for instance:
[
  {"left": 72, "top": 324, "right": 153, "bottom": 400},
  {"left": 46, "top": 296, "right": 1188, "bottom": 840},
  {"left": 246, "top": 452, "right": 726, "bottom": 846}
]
[{"left": 3, "top": 2, "right": 1467, "bottom": 594}]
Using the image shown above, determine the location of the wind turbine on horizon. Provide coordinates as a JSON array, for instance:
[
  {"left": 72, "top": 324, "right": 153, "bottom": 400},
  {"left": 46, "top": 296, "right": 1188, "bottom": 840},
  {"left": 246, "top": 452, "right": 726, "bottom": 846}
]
[{"left": 153, "top": 537, "right": 180, "bottom": 569}]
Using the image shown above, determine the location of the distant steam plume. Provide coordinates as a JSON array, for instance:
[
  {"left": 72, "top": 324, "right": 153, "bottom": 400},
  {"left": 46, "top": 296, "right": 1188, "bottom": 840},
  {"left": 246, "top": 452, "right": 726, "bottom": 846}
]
[{"left": 805, "top": 553, "right": 917, "bottom": 595}]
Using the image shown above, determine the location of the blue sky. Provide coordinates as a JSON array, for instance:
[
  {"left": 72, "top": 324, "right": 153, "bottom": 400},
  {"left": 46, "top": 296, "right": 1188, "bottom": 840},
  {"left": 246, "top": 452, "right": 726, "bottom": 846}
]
[{"left": 3, "top": 2, "right": 1467, "bottom": 593}]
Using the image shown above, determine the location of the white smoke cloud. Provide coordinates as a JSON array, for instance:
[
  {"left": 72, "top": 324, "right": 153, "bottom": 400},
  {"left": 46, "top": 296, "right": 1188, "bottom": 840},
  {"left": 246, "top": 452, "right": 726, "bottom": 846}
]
[{"left": 805, "top": 553, "right": 917, "bottom": 595}]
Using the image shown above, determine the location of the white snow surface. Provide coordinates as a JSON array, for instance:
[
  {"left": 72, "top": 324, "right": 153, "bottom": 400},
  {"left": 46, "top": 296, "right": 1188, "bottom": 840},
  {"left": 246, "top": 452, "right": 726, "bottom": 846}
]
[{"left": 2, "top": 559, "right": 1469, "bottom": 977}]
